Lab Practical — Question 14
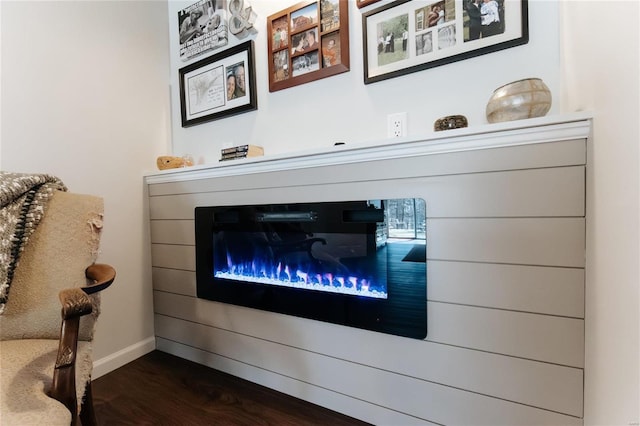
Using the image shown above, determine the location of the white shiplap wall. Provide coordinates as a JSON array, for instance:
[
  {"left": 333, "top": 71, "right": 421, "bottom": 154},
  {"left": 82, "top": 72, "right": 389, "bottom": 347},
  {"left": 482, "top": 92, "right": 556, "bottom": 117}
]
[{"left": 146, "top": 116, "right": 590, "bottom": 425}]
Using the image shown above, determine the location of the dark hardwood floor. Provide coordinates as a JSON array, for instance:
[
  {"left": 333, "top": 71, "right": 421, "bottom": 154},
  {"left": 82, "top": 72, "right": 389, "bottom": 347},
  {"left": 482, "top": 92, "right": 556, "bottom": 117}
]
[{"left": 92, "top": 350, "right": 371, "bottom": 426}]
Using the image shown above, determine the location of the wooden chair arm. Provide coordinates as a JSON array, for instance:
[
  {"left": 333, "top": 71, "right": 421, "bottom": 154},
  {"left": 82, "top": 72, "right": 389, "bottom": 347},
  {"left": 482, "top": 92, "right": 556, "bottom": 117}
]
[
  {"left": 50, "top": 263, "right": 116, "bottom": 426},
  {"left": 82, "top": 263, "right": 116, "bottom": 295},
  {"left": 58, "top": 288, "right": 93, "bottom": 320},
  {"left": 56, "top": 264, "right": 116, "bottom": 319}
]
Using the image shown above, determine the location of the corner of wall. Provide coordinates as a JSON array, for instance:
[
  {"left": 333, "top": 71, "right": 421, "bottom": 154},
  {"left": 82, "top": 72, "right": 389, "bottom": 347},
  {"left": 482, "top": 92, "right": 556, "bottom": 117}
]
[{"left": 92, "top": 336, "right": 156, "bottom": 379}]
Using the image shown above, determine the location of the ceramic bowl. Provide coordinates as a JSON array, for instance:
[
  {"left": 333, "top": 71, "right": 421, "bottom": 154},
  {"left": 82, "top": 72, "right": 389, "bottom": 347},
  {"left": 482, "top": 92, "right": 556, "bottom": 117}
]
[{"left": 486, "top": 78, "right": 552, "bottom": 123}]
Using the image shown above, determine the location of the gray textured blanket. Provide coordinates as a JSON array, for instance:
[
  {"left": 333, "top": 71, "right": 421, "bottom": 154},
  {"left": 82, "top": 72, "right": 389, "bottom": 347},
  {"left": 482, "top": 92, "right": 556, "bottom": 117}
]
[{"left": 0, "top": 172, "right": 66, "bottom": 314}]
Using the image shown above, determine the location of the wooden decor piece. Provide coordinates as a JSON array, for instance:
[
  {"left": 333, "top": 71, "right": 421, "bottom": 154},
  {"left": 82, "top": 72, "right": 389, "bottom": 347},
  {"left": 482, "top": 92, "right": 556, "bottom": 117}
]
[
  {"left": 267, "top": 0, "right": 350, "bottom": 92},
  {"left": 157, "top": 156, "right": 194, "bottom": 170},
  {"left": 356, "top": 0, "right": 381, "bottom": 9}
]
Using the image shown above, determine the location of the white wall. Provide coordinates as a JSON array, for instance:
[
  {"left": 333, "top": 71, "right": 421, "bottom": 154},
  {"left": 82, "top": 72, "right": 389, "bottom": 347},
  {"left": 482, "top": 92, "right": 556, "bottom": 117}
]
[
  {"left": 0, "top": 1, "right": 171, "bottom": 370},
  {"left": 168, "top": 0, "right": 561, "bottom": 162},
  {"left": 560, "top": 2, "right": 639, "bottom": 424}
]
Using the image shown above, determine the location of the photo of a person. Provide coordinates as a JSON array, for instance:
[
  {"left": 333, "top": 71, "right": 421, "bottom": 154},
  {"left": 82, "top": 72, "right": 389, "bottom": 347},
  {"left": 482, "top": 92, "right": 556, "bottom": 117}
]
[
  {"left": 322, "top": 37, "right": 339, "bottom": 67},
  {"left": 480, "top": 0, "right": 502, "bottom": 37},
  {"left": 179, "top": 9, "right": 205, "bottom": 44},
  {"left": 302, "top": 29, "right": 319, "bottom": 52},
  {"left": 465, "top": 0, "right": 482, "bottom": 41},
  {"left": 272, "top": 50, "right": 289, "bottom": 82},
  {"left": 291, "top": 32, "right": 307, "bottom": 54},
  {"left": 234, "top": 63, "right": 246, "bottom": 98},
  {"left": 384, "top": 32, "right": 395, "bottom": 52},
  {"left": 415, "top": 32, "right": 433, "bottom": 56},
  {"left": 402, "top": 27, "right": 408, "bottom": 51},
  {"left": 272, "top": 16, "right": 288, "bottom": 50},
  {"left": 428, "top": 5, "right": 439, "bottom": 27},
  {"left": 226, "top": 62, "right": 246, "bottom": 100},
  {"left": 427, "top": 2, "right": 446, "bottom": 28},
  {"left": 226, "top": 73, "right": 236, "bottom": 100},
  {"left": 375, "top": 13, "right": 409, "bottom": 66},
  {"left": 273, "top": 26, "right": 282, "bottom": 49},
  {"left": 178, "top": 0, "right": 229, "bottom": 61}
]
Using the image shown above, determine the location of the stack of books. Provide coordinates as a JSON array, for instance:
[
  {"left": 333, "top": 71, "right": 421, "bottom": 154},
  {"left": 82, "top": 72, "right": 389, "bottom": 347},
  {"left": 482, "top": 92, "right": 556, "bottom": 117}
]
[{"left": 219, "top": 144, "right": 264, "bottom": 162}]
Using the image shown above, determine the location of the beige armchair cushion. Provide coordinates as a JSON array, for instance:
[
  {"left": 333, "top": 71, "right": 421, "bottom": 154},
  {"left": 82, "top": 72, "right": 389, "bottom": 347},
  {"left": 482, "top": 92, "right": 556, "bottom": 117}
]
[
  {"left": 0, "top": 191, "right": 105, "bottom": 425},
  {"left": 0, "top": 339, "right": 92, "bottom": 426},
  {"left": 0, "top": 191, "right": 103, "bottom": 341}
]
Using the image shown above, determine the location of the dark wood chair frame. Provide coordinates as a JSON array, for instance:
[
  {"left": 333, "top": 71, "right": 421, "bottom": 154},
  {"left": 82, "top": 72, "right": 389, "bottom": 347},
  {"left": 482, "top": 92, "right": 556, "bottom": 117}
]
[{"left": 49, "top": 263, "right": 116, "bottom": 426}]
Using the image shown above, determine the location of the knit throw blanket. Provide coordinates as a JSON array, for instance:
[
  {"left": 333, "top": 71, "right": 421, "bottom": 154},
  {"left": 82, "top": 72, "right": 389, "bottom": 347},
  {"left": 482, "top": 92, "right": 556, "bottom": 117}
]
[{"left": 0, "top": 172, "right": 67, "bottom": 314}]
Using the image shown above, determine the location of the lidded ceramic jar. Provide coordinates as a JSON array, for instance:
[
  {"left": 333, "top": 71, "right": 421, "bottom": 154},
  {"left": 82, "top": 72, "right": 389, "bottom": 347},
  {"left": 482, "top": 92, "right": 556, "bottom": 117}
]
[{"left": 486, "top": 78, "right": 552, "bottom": 123}]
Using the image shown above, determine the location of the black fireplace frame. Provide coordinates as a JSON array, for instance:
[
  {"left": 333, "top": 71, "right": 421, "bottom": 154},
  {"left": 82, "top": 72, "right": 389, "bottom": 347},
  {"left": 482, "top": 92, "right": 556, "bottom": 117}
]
[{"left": 195, "top": 200, "right": 427, "bottom": 339}]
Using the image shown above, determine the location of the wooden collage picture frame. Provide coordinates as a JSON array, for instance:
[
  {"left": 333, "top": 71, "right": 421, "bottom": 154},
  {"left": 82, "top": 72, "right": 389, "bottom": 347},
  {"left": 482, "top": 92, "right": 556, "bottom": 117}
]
[{"left": 267, "top": 0, "right": 350, "bottom": 92}]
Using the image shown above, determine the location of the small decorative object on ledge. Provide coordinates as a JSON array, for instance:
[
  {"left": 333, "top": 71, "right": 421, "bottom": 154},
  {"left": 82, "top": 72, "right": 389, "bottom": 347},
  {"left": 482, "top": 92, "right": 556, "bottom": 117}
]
[
  {"left": 486, "top": 78, "right": 552, "bottom": 123},
  {"left": 434, "top": 115, "right": 468, "bottom": 132},
  {"left": 157, "top": 156, "right": 193, "bottom": 170},
  {"left": 220, "top": 144, "right": 264, "bottom": 161}
]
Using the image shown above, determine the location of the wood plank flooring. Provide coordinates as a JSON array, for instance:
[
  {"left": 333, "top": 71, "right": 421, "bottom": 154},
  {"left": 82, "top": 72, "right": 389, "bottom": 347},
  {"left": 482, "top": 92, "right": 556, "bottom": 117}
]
[{"left": 92, "top": 350, "right": 371, "bottom": 426}]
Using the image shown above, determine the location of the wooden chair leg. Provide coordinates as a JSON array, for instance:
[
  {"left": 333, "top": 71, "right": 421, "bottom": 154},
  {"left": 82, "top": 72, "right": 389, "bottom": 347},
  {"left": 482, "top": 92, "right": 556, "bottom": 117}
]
[{"left": 79, "top": 380, "right": 97, "bottom": 426}]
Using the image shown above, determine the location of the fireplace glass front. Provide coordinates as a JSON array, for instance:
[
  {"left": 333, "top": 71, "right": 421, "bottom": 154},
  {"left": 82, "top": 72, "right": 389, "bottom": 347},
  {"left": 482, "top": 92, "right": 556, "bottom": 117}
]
[{"left": 195, "top": 199, "right": 427, "bottom": 339}]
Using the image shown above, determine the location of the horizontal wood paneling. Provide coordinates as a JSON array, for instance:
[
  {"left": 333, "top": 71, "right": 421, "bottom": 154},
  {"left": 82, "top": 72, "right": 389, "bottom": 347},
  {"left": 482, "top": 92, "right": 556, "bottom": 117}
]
[
  {"left": 428, "top": 260, "right": 585, "bottom": 317},
  {"left": 147, "top": 125, "right": 588, "bottom": 425},
  {"left": 153, "top": 291, "right": 583, "bottom": 415},
  {"left": 150, "top": 220, "right": 194, "bottom": 245},
  {"left": 426, "top": 302, "right": 584, "bottom": 367},
  {"left": 150, "top": 244, "right": 194, "bottom": 270},
  {"left": 152, "top": 267, "right": 195, "bottom": 296},
  {"left": 149, "top": 166, "right": 584, "bottom": 220},
  {"left": 156, "top": 337, "right": 438, "bottom": 426},
  {"left": 148, "top": 139, "right": 585, "bottom": 197},
  {"left": 155, "top": 314, "right": 582, "bottom": 423},
  {"left": 151, "top": 262, "right": 583, "bottom": 320},
  {"left": 150, "top": 218, "right": 585, "bottom": 270},
  {"left": 151, "top": 250, "right": 584, "bottom": 318},
  {"left": 428, "top": 218, "right": 585, "bottom": 267}
]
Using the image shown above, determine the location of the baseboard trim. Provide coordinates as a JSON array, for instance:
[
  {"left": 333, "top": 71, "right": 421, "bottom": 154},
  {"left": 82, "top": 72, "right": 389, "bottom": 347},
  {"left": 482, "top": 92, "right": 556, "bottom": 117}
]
[{"left": 92, "top": 336, "right": 156, "bottom": 379}]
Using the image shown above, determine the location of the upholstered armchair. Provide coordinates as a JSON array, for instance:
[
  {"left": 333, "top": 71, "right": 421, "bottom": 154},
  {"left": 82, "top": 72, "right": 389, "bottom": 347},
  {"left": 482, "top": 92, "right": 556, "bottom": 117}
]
[{"left": 0, "top": 174, "right": 115, "bottom": 426}]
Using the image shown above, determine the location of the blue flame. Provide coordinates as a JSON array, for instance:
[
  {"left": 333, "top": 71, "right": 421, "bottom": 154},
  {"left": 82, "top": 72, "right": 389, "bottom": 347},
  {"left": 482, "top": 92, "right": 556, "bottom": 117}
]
[{"left": 214, "top": 256, "right": 387, "bottom": 299}]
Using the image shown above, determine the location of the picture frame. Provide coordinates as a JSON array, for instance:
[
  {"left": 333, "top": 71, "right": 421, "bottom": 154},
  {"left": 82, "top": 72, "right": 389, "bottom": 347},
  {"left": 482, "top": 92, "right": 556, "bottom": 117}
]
[
  {"left": 179, "top": 40, "right": 257, "bottom": 127},
  {"left": 362, "top": 0, "right": 529, "bottom": 84},
  {"left": 356, "top": 0, "right": 381, "bottom": 9},
  {"left": 267, "top": 0, "right": 350, "bottom": 92},
  {"left": 178, "top": 0, "right": 229, "bottom": 62}
]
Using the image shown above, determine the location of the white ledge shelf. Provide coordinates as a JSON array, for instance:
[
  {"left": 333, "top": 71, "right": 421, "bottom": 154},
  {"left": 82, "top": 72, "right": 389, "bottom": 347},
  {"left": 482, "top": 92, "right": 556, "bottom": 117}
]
[{"left": 145, "top": 112, "right": 592, "bottom": 185}]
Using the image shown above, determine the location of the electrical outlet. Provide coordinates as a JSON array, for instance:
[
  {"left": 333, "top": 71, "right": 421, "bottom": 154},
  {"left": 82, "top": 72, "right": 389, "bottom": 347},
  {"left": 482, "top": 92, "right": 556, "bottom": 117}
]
[{"left": 387, "top": 112, "right": 407, "bottom": 138}]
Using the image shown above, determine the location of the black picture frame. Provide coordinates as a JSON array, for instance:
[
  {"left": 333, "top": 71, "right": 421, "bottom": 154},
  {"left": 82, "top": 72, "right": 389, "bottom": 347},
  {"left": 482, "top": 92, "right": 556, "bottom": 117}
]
[
  {"left": 179, "top": 40, "right": 257, "bottom": 127},
  {"left": 363, "top": 0, "right": 529, "bottom": 84}
]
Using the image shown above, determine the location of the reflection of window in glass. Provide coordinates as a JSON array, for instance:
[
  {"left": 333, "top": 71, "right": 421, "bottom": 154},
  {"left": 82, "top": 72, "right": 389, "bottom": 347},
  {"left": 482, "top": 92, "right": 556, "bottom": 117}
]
[
  {"left": 416, "top": 11, "right": 424, "bottom": 31},
  {"left": 384, "top": 198, "right": 426, "bottom": 240}
]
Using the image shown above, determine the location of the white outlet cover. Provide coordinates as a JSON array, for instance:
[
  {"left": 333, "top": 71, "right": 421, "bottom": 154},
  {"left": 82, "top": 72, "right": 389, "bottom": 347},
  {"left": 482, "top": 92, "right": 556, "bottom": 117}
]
[{"left": 387, "top": 112, "right": 407, "bottom": 138}]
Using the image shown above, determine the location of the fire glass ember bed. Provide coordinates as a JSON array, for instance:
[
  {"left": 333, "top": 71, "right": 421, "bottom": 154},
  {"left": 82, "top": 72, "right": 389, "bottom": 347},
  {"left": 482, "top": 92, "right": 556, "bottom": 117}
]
[{"left": 195, "top": 199, "right": 427, "bottom": 339}]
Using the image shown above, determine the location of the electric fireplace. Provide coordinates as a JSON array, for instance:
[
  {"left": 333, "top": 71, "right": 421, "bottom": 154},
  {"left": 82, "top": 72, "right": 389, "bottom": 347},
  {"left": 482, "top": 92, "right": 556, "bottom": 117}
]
[{"left": 195, "top": 199, "right": 427, "bottom": 339}]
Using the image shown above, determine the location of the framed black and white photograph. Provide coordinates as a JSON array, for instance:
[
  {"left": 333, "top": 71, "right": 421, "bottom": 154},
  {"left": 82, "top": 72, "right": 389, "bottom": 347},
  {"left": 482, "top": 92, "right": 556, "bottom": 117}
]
[
  {"left": 178, "top": 0, "right": 229, "bottom": 62},
  {"left": 363, "top": 0, "right": 528, "bottom": 84},
  {"left": 179, "top": 41, "right": 257, "bottom": 127}
]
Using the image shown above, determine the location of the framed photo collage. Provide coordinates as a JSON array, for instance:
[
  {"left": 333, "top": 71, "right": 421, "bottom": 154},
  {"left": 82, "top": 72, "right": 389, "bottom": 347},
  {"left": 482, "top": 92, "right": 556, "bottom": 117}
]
[{"left": 267, "top": 0, "right": 350, "bottom": 92}]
